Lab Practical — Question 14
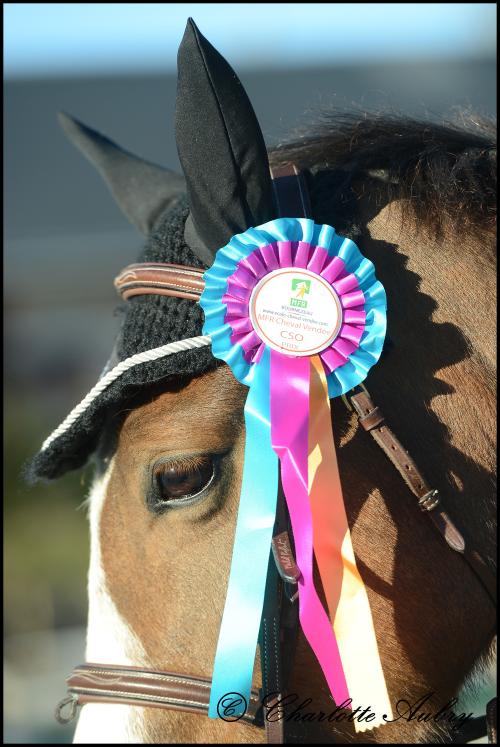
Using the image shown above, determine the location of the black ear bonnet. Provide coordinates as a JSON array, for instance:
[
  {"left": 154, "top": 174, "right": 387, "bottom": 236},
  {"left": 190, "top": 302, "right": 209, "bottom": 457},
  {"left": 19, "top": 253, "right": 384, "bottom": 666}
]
[{"left": 28, "top": 18, "right": 282, "bottom": 481}]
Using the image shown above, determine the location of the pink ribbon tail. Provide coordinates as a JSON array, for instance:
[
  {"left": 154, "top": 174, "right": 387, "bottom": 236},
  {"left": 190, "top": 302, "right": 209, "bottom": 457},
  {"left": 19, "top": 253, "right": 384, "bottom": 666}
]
[{"left": 269, "top": 349, "right": 350, "bottom": 707}]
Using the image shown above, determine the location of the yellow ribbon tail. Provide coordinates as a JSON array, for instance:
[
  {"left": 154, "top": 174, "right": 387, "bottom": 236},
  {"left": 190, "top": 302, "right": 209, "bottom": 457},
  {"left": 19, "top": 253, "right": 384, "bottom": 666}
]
[{"left": 308, "top": 355, "right": 393, "bottom": 731}]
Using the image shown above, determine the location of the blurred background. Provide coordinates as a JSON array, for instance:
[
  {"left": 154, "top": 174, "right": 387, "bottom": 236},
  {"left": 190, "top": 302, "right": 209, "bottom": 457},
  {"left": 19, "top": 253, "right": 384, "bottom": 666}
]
[{"left": 4, "top": 3, "right": 496, "bottom": 743}]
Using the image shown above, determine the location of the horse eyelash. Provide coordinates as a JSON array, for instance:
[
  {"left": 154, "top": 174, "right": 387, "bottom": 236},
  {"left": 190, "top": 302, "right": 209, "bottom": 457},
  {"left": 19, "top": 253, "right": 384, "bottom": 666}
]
[
  {"left": 147, "top": 453, "right": 222, "bottom": 515},
  {"left": 153, "top": 454, "right": 213, "bottom": 477}
]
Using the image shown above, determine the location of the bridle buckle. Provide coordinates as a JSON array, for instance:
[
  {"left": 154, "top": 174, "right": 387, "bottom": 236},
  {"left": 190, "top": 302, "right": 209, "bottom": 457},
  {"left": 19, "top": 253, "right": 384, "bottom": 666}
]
[
  {"left": 418, "top": 489, "right": 440, "bottom": 512},
  {"left": 341, "top": 382, "right": 369, "bottom": 412},
  {"left": 54, "top": 694, "right": 79, "bottom": 725}
]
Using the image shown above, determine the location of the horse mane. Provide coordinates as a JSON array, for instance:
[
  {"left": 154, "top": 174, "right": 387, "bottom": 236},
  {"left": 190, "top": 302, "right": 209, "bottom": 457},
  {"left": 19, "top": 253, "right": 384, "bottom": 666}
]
[{"left": 269, "top": 110, "right": 497, "bottom": 241}]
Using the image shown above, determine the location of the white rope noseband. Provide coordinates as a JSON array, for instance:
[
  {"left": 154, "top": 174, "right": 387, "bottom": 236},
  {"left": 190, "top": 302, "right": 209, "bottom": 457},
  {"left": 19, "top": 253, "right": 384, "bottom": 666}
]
[{"left": 41, "top": 336, "right": 212, "bottom": 451}]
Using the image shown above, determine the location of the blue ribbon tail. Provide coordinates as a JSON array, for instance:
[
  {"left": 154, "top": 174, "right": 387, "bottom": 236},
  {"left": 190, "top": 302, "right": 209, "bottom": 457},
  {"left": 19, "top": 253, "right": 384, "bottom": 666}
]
[{"left": 208, "top": 346, "right": 278, "bottom": 718}]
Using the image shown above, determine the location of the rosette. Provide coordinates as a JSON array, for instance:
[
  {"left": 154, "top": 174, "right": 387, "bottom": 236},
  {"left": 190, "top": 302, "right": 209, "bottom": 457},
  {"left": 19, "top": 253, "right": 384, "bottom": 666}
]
[
  {"left": 200, "top": 218, "right": 392, "bottom": 728},
  {"left": 201, "top": 217, "right": 386, "bottom": 396}
]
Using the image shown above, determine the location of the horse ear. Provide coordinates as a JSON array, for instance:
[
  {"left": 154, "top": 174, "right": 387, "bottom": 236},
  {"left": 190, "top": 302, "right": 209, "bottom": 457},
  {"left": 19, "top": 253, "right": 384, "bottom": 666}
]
[
  {"left": 175, "top": 18, "right": 274, "bottom": 259},
  {"left": 58, "top": 112, "right": 185, "bottom": 236}
]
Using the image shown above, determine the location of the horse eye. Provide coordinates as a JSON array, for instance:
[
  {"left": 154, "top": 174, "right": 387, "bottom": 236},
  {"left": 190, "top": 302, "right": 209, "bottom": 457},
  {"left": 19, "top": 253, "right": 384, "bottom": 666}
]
[{"left": 152, "top": 456, "right": 215, "bottom": 508}]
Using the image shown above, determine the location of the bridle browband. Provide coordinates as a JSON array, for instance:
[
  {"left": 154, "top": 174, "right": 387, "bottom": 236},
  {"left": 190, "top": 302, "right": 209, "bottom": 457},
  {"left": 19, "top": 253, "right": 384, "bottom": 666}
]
[
  {"left": 56, "top": 165, "right": 496, "bottom": 744},
  {"left": 115, "top": 262, "right": 205, "bottom": 301}
]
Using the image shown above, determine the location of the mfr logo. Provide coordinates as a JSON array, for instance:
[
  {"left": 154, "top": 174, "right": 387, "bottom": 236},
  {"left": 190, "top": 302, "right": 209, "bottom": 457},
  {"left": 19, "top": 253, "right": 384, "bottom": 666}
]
[{"left": 290, "top": 278, "right": 311, "bottom": 307}]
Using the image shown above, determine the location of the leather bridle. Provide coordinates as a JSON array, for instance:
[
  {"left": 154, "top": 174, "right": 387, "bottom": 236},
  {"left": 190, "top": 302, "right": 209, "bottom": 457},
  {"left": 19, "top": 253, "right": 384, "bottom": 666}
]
[{"left": 56, "top": 165, "right": 496, "bottom": 744}]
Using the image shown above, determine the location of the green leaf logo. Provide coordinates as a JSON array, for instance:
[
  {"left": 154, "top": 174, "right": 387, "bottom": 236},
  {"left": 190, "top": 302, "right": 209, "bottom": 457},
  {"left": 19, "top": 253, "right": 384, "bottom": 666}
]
[{"left": 291, "top": 278, "right": 311, "bottom": 298}]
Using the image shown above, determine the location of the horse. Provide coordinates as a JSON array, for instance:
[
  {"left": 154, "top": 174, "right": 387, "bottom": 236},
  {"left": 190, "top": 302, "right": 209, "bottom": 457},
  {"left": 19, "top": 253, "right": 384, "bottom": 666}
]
[{"left": 30, "top": 21, "right": 496, "bottom": 746}]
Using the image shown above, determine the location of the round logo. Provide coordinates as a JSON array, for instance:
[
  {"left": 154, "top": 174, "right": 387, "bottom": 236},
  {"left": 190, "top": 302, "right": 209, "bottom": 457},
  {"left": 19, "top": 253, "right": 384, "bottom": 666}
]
[
  {"left": 249, "top": 268, "right": 342, "bottom": 356},
  {"left": 217, "top": 692, "right": 248, "bottom": 721}
]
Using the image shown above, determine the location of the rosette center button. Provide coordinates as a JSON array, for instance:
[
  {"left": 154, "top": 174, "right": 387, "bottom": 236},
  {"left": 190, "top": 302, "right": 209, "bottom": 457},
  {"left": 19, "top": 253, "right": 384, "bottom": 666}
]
[{"left": 249, "top": 267, "right": 342, "bottom": 357}]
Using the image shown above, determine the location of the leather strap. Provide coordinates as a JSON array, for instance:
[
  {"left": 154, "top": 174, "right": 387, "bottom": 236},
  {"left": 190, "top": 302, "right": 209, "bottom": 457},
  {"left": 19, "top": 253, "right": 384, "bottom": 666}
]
[
  {"left": 487, "top": 697, "right": 497, "bottom": 744},
  {"left": 113, "top": 164, "right": 311, "bottom": 304},
  {"left": 271, "top": 531, "right": 301, "bottom": 586},
  {"left": 269, "top": 163, "right": 312, "bottom": 218},
  {"left": 346, "top": 385, "right": 497, "bottom": 607},
  {"left": 258, "top": 163, "right": 309, "bottom": 744},
  {"left": 56, "top": 663, "right": 262, "bottom": 725},
  {"left": 261, "top": 483, "right": 301, "bottom": 744},
  {"left": 259, "top": 553, "right": 286, "bottom": 744},
  {"left": 114, "top": 262, "right": 205, "bottom": 301}
]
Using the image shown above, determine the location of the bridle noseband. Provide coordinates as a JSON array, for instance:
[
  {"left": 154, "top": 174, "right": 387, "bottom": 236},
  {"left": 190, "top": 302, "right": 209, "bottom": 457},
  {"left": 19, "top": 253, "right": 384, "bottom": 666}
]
[{"left": 56, "top": 165, "right": 496, "bottom": 744}]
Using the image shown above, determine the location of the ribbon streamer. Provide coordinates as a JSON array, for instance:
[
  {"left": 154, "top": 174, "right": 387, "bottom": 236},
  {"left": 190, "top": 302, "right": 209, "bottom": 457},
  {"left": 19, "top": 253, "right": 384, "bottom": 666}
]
[
  {"left": 208, "top": 347, "right": 279, "bottom": 718},
  {"left": 269, "top": 349, "right": 350, "bottom": 707},
  {"left": 308, "top": 355, "right": 393, "bottom": 728}
]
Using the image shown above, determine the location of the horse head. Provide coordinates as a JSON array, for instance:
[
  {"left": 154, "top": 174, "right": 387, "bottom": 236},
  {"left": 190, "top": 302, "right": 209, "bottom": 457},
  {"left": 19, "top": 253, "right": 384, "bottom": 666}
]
[{"left": 29, "top": 18, "right": 496, "bottom": 745}]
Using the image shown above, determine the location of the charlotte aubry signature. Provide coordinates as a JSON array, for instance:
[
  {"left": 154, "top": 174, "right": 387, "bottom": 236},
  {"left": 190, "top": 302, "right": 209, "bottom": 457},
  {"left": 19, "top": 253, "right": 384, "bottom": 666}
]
[
  {"left": 260, "top": 691, "right": 474, "bottom": 731},
  {"left": 384, "top": 692, "right": 474, "bottom": 731}
]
